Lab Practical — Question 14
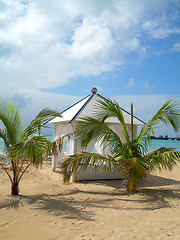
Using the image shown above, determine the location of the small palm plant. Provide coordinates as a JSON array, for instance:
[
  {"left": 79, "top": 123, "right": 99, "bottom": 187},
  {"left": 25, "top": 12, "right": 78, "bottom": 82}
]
[
  {"left": 62, "top": 98, "right": 180, "bottom": 193},
  {"left": 0, "top": 97, "right": 61, "bottom": 195}
]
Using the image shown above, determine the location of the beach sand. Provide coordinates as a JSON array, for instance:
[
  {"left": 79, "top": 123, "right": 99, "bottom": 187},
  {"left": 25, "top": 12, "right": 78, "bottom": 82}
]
[{"left": 0, "top": 161, "right": 180, "bottom": 240}]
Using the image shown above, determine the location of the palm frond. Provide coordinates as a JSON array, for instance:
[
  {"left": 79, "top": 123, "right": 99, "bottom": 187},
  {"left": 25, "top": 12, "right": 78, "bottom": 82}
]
[
  {"left": 0, "top": 97, "right": 23, "bottom": 145},
  {"left": 138, "top": 99, "right": 180, "bottom": 145},
  {"left": 9, "top": 135, "right": 51, "bottom": 166},
  {"left": 0, "top": 127, "right": 10, "bottom": 149},
  {"left": 93, "top": 98, "right": 131, "bottom": 143},
  {"left": 61, "top": 152, "right": 118, "bottom": 182},
  {"left": 75, "top": 117, "right": 123, "bottom": 151},
  {"left": 121, "top": 156, "right": 148, "bottom": 193},
  {"left": 147, "top": 147, "right": 180, "bottom": 171},
  {"left": 22, "top": 108, "right": 61, "bottom": 139}
]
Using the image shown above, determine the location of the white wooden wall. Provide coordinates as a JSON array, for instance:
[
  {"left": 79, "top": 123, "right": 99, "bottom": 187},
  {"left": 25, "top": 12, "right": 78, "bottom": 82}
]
[{"left": 52, "top": 122, "right": 137, "bottom": 171}]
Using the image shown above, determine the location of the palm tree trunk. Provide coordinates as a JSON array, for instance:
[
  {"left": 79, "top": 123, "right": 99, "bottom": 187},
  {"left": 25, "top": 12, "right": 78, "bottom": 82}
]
[
  {"left": 11, "top": 159, "right": 19, "bottom": 195},
  {"left": 11, "top": 180, "right": 19, "bottom": 195}
]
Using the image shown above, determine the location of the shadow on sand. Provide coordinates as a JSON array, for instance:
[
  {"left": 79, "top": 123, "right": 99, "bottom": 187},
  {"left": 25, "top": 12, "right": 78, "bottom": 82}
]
[
  {"left": 0, "top": 174, "right": 180, "bottom": 220},
  {"left": 0, "top": 192, "right": 92, "bottom": 221}
]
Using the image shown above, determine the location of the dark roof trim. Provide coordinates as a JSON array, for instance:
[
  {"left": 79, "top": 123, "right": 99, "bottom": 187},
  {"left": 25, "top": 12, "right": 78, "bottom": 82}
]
[
  {"left": 45, "top": 94, "right": 91, "bottom": 125},
  {"left": 69, "top": 93, "right": 94, "bottom": 123},
  {"left": 45, "top": 92, "right": 146, "bottom": 125},
  {"left": 119, "top": 106, "right": 146, "bottom": 125},
  {"left": 61, "top": 94, "right": 91, "bottom": 114}
]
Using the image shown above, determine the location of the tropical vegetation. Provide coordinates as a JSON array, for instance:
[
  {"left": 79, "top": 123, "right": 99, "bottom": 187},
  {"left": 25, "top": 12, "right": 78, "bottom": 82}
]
[
  {"left": 0, "top": 97, "right": 61, "bottom": 195},
  {"left": 62, "top": 98, "right": 180, "bottom": 193}
]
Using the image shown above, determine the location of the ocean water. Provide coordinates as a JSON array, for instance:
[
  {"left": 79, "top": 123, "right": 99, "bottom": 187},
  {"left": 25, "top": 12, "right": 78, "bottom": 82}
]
[
  {"left": 0, "top": 138, "right": 5, "bottom": 153},
  {"left": 148, "top": 139, "right": 180, "bottom": 152},
  {"left": 1, "top": 137, "right": 180, "bottom": 153}
]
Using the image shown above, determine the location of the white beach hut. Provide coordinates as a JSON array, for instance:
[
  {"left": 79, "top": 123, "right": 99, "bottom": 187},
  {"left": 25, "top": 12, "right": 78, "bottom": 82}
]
[{"left": 48, "top": 88, "right": 145, "bottom": 180}]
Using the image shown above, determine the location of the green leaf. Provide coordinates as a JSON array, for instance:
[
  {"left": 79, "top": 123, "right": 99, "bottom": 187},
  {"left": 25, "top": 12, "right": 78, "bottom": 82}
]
[
  {"left": 0, "top": 97, "right": 23, "bottom": 145},
  {"left": 9, "top": 135, "right": 51, "bottom": 166},
  {"left": 22, "top": 108, "right": 61, "bottom": 139},
  {"left": 61, "top": 152, "right": 117, "bottom": 182}
]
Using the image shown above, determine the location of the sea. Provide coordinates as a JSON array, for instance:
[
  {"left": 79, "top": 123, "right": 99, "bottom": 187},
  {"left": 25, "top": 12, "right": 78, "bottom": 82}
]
[{"left": 1, "top": 137, "right": 180, "bottom": 153}]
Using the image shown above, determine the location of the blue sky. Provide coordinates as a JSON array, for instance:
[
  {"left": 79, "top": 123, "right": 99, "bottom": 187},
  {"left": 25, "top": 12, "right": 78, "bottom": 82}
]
[
  {"left": 43, "top": 52, "right": 180, "bottom": 96},
  {"left": 0, "top": 0, "right": 180, "bottom": 137}
]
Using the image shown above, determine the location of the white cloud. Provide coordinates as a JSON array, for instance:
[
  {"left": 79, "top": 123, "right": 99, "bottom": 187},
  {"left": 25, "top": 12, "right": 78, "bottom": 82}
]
[
  {"left": 142, "top": 81, "right": 154, "bottom": 89},
  {"left": 0, "top": 0, "right": 179, "bottom": 95},
  {"left": 0, "top": 0, "right": 180, "bottom": 132},
  {"left": 146, "top": 28, "right": 180, "bottom": 40},
  {"left": 69, "top": 18, "right": 114, "bottom": 60},
  {"left": 126, "top": 78, "right": 136, "bottom": 89},
  {"left": 171, "top": 42, "right": 180, "bottom": 52}
]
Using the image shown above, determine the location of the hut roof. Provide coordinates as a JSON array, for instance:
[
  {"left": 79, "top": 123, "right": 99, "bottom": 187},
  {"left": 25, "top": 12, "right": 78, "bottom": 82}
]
[{"left": 48, "top": 90, "right": 145, "bottom": 126}]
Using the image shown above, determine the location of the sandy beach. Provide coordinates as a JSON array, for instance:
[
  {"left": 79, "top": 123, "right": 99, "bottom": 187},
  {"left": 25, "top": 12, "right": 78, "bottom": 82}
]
[{"left": 0, "top": 160, "right": 180, "bottom": 240}]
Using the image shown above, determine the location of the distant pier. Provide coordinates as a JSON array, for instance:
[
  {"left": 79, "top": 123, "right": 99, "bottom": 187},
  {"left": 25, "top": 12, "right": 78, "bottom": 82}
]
[{"left": 150, "top": 135, "right": 180, "bottom": 140}]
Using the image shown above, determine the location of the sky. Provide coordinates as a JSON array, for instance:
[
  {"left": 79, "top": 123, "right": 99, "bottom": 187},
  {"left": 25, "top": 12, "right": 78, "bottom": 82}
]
[{"left": 0, "top": 0, "right": 180, "bottom": 137}]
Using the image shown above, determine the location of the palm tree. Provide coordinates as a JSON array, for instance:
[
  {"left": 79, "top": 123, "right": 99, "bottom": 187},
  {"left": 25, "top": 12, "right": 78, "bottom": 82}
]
[
  {"left": 61, "top": 98, "right": 180, "bottom": 193},
  {"left": 0, "top": 97, "right": 61, "bottom": 195}
]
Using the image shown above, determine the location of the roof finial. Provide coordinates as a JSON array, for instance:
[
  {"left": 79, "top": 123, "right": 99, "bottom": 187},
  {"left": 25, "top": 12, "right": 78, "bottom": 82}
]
[{"left": 91, "top": 87, "right": 97, "bottom": 94}]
